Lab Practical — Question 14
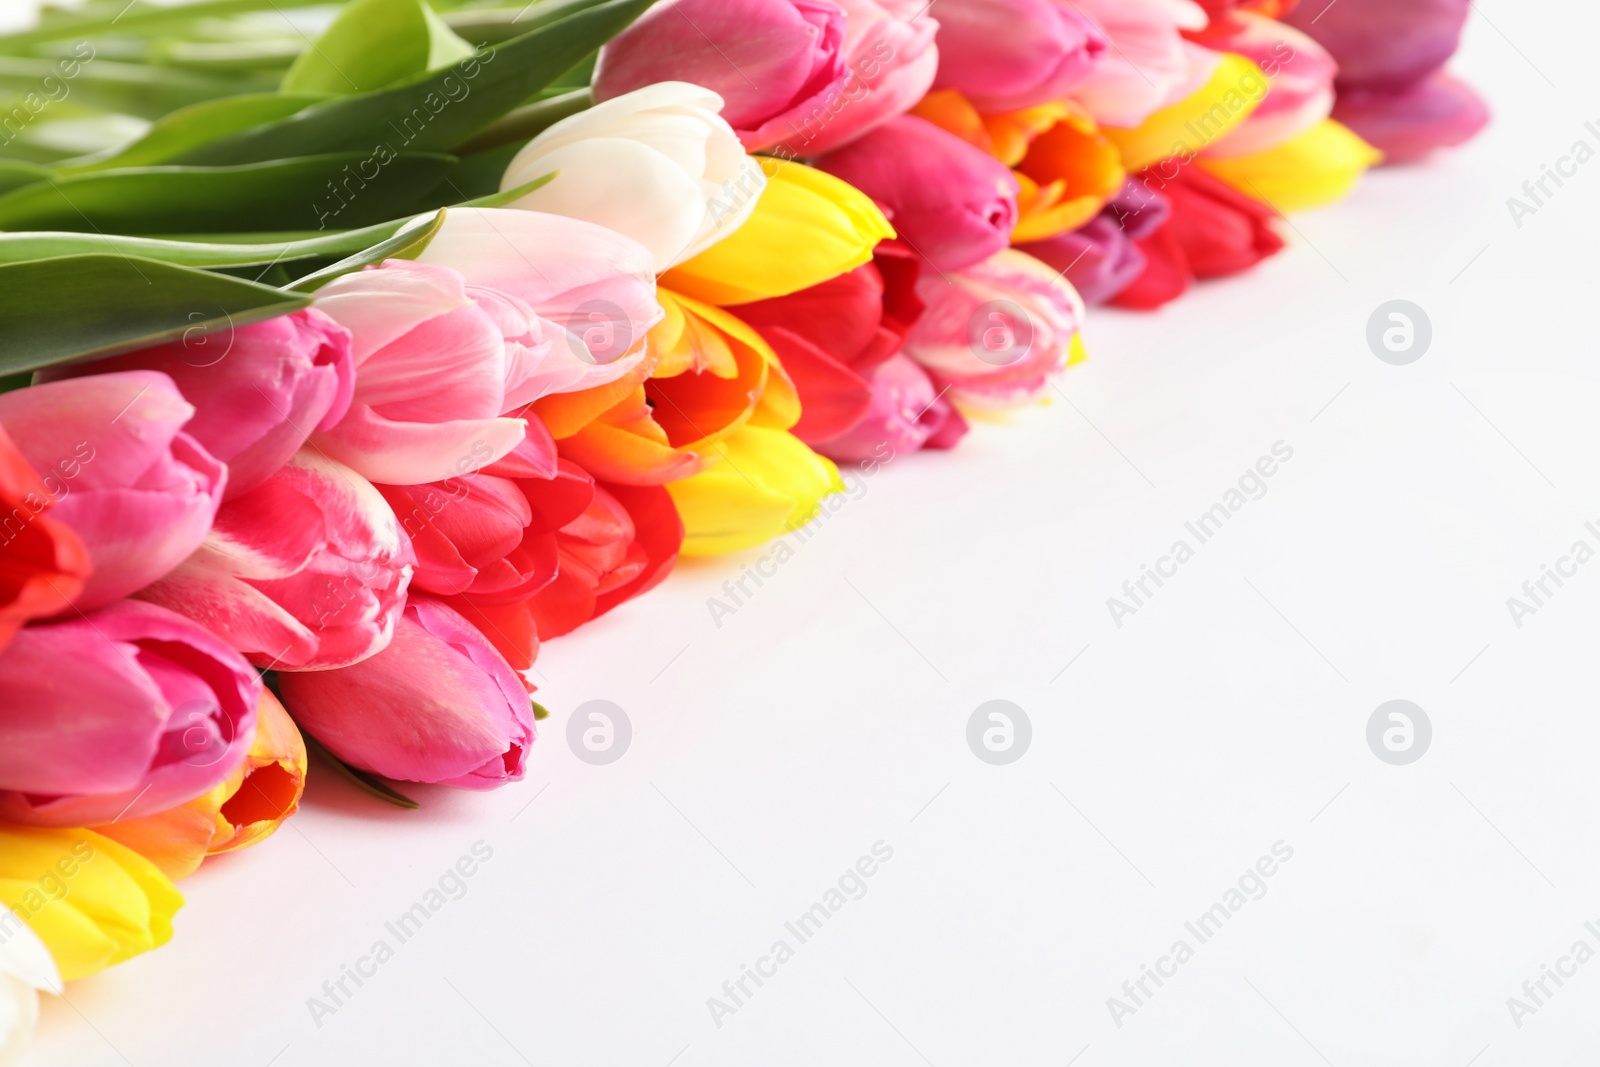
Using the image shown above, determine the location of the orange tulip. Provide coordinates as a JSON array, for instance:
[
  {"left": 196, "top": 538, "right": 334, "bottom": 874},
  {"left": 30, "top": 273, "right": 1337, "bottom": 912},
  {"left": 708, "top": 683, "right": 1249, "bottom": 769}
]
[{"left": 93, "top": 690, "right": 307, "bottom": 881}]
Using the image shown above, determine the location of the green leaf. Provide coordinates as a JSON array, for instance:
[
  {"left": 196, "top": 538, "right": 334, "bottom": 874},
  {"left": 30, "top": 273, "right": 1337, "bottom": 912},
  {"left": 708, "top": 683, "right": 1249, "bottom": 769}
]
[
  {"left": 452, "top": 86, "right": 591, "bottom": 155},
  {"left": 175, "top": 0, "right": 655, "bottom": 166},
  {"left": 0, "top": 254, "right": 310, "bottom": 375},
  {"left": 0, "top": 55, "right": 277, "bottom": 120},
  {"left": 286, "top": 209, "right": 447, "bottom": 292},
  {"left": 531, "top": 700, "right": 551, "bottom": 721},
  {"left": 0, "top": 161, "right": 49, "bottom": 194},
  {"left": 282, "top": 0, "right": 476, "bottom": 96},
  {"left": 57, "top": 93, "right": 331, "bottom": 174},
  {"left": 0, "top": 153, "right": 457, "bottom": 234},
  {"left": 0, "top": 0, "right": 335, "bottom": 53},
  {"left": 0, "top": 219, "right": 408, "bottom": 268},
  {"left": 300, "top": 731, "right": 421, "bottom": 810}
]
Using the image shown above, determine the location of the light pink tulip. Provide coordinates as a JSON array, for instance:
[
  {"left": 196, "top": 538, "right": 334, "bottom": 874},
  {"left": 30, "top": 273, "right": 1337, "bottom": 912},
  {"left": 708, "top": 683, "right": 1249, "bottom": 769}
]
[
  {"left": 414, "top": 208, "right": 663, "bottom": 407},
  {"left": 277, "top": 597, "right": 533, "bottom": 789},
  {"left": 930, "top": 0, "right": 1107, "bottom": 113},
  {"left": 0, "top": 371, "right": 224, "bottom": 611},
  {"left": 904, "top": 248, "right": 1085, "bottom": 408},
  {"left": 1067, "top": 0, "right": 1215, "bottom": 128},
  {"left": 139, "top": 450, "right": 414, "bottom": 671},
  {"left": 37, "top": 310, "right": 354, "bottom": 499},
  {"left": 1195, "top": 12, "right": 1338, "bottom": 158},
  {"left": 0, "top": 599, "right": 260, "bottom": 827}
]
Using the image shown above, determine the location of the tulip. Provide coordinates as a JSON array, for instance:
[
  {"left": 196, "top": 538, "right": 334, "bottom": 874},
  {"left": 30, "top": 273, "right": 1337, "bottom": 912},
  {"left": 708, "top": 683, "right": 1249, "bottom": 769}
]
[
  {"left": 0, "top": 918, "right": 57, "bottom": 1067},
  {"left": 0, "top": 824, "right": 182, "bottom": 981},
  {"left": 1188, "top": 13, "right": 1336, "bottom": 159},
  {"left": 277, "top": 598, "right": 533, "bottom": 789},
  {"left": 931, "top": 0, "right": 1107, "bottom": 113},
  {"left": 667, "top": 425, "right": 845, "bottom": 556},
  {"left": 818, "top": 115, "right": 1019, "bottom": 273},
  {"left": 814, "top": 353, "right": 967, "bottom": 462},
  {"left": 0, "top": 425, "right": 90, "bottom": 650},
  {"left": 37, "top": 310, "right": 354, "bottom": 499},
  {"left": 379, "top": 419, "right": 576, "bottom": 603},
  {"left": 1101, "top": 52, "right": 1267, "bottom": 172},
  {"left": 593, "top": 0, "right": 937, "bottom": 157},
  {"left": 93, "top": 689, "right": 308, "bottom": 880},
  {"left": 903, "top": 248, "right": 1086, "bottom": 407},
  {"left": 139, "top": 450, "right": 414, "bottom": 671},
  {"left": 1017, "top": 179, "right": 1172, "bottom": 304},
  {"left": 1329, "top": 73, "right": 1487, "bottom": 165},
  {"left": 1199, "top": 119, "right": 1383, "bottom": 213},
  {"left": 415, "top": 208, "right": 664, "bottom": 408},
  {"left": 0, "top": 371, "right": 225, "bottom": 612},
  {"left": 1068, "top": 0, "right": 1214, "bottom": 129},
  {"left": 0, "top": 600, "right": 260, "bottom": 827},
  {"left": 662, "top": 161, "right": 893, "bottom": 306},
  {"left": 1283, "top": 0, "right": 1469, "bottom": 91},
  {"left": 498, "top": 83, "right": 767, "bottom": 272},
  {"left": 737, "top": 242, "right": 925, "bottom": 444}
]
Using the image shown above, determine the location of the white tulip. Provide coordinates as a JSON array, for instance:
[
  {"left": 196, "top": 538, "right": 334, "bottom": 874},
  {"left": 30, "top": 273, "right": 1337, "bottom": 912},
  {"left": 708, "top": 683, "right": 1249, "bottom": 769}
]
[
  {"left": 499, "top": 81, "right": 767, "bottom": 273},
  {"left": 0, "top": 917, "right": 61, "bottom": 1067}
]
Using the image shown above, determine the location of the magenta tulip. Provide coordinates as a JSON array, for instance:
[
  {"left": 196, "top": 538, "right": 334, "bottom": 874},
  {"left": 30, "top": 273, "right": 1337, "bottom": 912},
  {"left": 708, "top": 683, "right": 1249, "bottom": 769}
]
[
  {"left": 1284, "top": 0, "right": 1469, "bottom": 91},
  {"left": 37, "top": 309, "right": 353, "bottom": 500},
  {"left": 814, "top": 352, "right": 966, "bottom": 462},
  {"left": 0, "top": 599, "right": 259, "bottom": 827},
  {"left": 0, "top": 371, "right": 224, "bottom": 611},
  {"left": 793, "top": 0, "right": 941, "bottom": 156},
  {"left": 277, "top": 598, "right": 533, "bottom": 789},
  {"left": 931, "top": 0, "right": 1107, "bottom": 113},
  {"left": 139, "top": 450, "right": 414, "bottom": 671},
  {"left": 818, "top": 115, "right": 1019, "bottom": 272},
  {"left": 1331, "top": 73, "right": 1489, "bottom": 165}
]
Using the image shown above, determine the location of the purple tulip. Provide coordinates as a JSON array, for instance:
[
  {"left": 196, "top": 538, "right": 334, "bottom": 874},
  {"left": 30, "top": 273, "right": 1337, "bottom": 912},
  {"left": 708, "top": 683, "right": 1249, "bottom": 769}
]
[
  {"left": 38, "top": 310, "right": 354, "bottom": 500},
  {"left": 277, "top": 598, "right": 532, "bottom": 790},
  {"left": 818, "top": 115, "right": 1019, "bottom": 272},
  {"left": 1018, "top": 178, "right": 1171, "bottom": 305},
  {"left": 0, "top": 599, "right": 260, "bottom": 826},
  {"left": 0, "top": 371, "right": 225, "bottom": 611},
  {"left": 931, "top": 0, "right": 1107, "bottom": 113},
  {"left": 1284, "top": 0, "right": 1470, "bottom": 91}
]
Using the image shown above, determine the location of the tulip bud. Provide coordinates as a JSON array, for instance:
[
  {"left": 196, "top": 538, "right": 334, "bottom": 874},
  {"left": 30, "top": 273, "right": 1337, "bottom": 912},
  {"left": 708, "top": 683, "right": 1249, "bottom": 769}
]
[
  {"left": 0, "top": 371, "right": 225, "bottom": 612},
  {"left": 0, "top": 600, "right": 260, "bottom": 827},
  {"left": 814, "top": 352, "right": 967, "bottom": 461},
  {"left": 819, "top": 115, "right": 1020, "bottom": 273},
  {"left": 0, "top": 825, "right": 182, "bottom": 982},
  {"left": 277, "top": 598, "right": 534, "bottom": 790},
  {"left": 0, "top": 918, "right": 57, "bottom": 1067},
  {"left": 1066, "top": 0, "right": 1212, "bottom": 129},
  {"left": 37, "top": 309, "right": 354, "bottom": 500},
  {"left": 931, "top": 0, "right": 1107, "bottom": 113},
  {"left": 139, "top": 450, "right": 414, "bottom": 671}
]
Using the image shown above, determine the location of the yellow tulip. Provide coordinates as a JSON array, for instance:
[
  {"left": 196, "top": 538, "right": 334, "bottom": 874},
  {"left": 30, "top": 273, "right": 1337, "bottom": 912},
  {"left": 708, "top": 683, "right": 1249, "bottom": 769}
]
[
  {"left": 661, "top": 160, "right": 893, "bottom": 306},
  {"left": 1200, "top": 119, "right": 1383, "bottom": 214},
  {"left": 1104, "top": 53, "right": 1267, "bottom": 172},
  {"left": 0, "top": 825, "right": 182, "bottom": 982},
  {"left": 94, "top": 690, "right": 308, "bottom": 881},
  {"left": 667, "top": 424, "right": 845, "bottom": 556}
]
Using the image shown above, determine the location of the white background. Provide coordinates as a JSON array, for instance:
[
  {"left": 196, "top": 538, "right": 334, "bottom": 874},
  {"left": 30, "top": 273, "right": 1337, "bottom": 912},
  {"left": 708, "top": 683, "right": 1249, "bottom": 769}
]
[{"left": 23, "top": 3, "right": 1600, "bottom": 1065}]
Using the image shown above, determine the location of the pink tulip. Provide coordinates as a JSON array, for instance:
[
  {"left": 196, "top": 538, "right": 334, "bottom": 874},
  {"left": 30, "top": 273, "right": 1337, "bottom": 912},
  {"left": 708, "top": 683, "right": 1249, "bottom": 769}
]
[
  {"left": 931, "top": 0, "right": 1107, "bottom": 113},
  {"left": 0, "top": 371, "right": 224, "bottom": 611},
  {"left": 814, "top": 352, "right": 966, "bottom": 462},
  {"left": 818, "top": 115, "right": 1019, "bottom": 272},
  {"left": 414, "top": 209, "right": 663, "bottom": 407},
  {"left": 139, "top": 450, "right": 414, "bottom": 671},
  {"left": 1331, "top": 73, "right": 1488, "bottom": 165},
  {"left": 277, "top": 598, "right": 533, "bottom": 789},
  {"left": 37, "top": 310, "right": 353, "bottom": 500},
  {"left": 0, "top": 599, "right": 259, "bottom": 826},
  {"left": 1067, "top": 0, "right": 1214, "bottom": 128},
  {"left": 593, "top": 0, "right": 938, "bottom": 157},
  {"left": 903, "top": 248, "right": 1085, "bottom": 407},
  {"left": 1283, "top": 0, "right": 1469, "bottom": 91},
  {"left": 1193, "top": 12, "right": 1337, "bottom": 158}
]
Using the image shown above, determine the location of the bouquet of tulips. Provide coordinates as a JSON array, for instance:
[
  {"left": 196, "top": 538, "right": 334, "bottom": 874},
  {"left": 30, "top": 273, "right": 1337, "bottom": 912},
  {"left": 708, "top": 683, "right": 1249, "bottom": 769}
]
[{"left": 0, "top": 0, "right": 1483, "bottom": 1056}]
